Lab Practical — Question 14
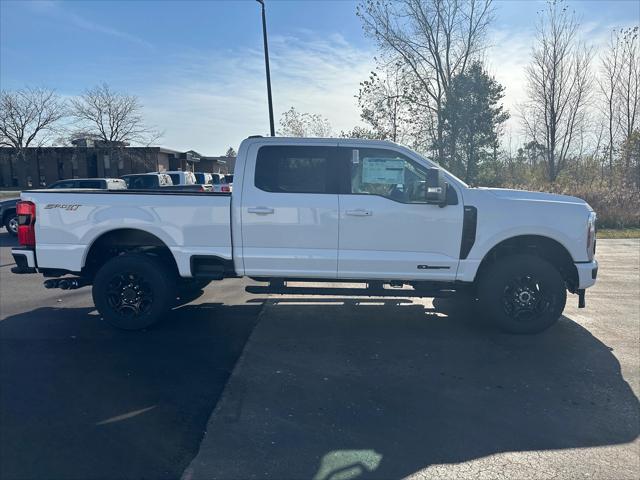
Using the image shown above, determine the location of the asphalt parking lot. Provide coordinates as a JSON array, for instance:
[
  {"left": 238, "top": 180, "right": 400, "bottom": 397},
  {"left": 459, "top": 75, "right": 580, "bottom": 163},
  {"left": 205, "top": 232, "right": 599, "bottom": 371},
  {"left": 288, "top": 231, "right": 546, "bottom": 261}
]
[
  {"left": 1, "top": 234, "right": 639, "bottom": 480},
  {"left": 0, "top": 233, "right": 265, "bottom": 480}
]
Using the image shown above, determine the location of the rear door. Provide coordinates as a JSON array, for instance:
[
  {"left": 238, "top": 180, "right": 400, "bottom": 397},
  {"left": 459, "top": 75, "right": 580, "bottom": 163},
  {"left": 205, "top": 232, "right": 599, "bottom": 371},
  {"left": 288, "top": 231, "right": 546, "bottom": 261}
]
[
  {"left": 336, "top": 144, "right": 464, "bottom": 281},
  {"left": 240, "top": 143, "right": 340, "bottom": 277}
]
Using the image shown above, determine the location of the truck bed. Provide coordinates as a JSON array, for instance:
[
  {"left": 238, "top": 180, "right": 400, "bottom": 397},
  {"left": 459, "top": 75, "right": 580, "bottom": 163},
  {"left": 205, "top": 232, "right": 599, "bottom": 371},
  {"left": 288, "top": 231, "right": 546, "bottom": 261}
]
[{"left": 21, "top": 189, "right": 233, "bottom": 277}]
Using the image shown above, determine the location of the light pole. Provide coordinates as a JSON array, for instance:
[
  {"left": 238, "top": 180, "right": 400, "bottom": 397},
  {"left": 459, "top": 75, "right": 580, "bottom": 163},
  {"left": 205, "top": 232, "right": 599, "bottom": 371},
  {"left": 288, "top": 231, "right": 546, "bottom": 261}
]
[{"left": 256, "top": 0, "right": 275, "bottom": 136}]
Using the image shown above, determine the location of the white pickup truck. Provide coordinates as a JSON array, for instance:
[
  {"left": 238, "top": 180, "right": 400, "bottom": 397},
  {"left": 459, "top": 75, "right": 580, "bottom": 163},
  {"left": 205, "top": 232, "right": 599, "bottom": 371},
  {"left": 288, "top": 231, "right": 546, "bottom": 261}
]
[{"left": 11, "top": 137, "right": 598, "bottom": 334}]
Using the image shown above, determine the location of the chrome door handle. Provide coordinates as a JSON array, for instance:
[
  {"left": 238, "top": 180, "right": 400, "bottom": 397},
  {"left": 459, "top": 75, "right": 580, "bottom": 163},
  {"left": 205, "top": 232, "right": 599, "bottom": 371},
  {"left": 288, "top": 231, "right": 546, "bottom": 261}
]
[
  {"left": 345, "top": 209, "right": 373, "bottom": 216},
  {"left": 247, "top": 206, "right": 274, "bottom": 214}
]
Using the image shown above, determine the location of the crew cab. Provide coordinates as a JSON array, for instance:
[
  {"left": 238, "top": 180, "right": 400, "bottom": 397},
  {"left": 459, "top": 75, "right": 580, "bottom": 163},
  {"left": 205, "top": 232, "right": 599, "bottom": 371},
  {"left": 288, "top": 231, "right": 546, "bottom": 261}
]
[{"left": 11, "top": 137, "right": 598, "bottom": 334}]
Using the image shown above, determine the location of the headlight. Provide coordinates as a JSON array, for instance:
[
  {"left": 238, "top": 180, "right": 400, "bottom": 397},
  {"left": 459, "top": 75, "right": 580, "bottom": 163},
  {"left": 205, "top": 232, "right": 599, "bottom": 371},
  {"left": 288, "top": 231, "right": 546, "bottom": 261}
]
[{"left": 587, "top": 212, "right": 596, "bottom": 261}]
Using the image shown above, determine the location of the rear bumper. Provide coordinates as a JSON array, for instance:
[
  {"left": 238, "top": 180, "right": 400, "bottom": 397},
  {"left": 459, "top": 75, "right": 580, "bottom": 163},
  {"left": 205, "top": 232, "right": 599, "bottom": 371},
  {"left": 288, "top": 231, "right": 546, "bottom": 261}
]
[
  {"left": 11, "top": 248, "right": 37, "bottom": 274},
  {"left": 575, "top": 260, "right": 598, "bottom": 289}
]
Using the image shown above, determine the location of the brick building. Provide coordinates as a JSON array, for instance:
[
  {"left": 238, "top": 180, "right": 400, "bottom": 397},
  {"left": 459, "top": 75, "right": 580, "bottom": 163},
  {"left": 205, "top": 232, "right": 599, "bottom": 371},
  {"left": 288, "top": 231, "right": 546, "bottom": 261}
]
[{"left": 0, "top": 141, "right": 234, "bottom": 188}]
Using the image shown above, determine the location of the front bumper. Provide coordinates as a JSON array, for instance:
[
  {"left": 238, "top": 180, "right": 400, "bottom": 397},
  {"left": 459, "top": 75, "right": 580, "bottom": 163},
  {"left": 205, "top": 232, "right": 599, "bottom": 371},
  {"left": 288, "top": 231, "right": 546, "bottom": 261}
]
[
  {"left": 575, "top": 260, "right": 598, "bottom": 289},
  {"left": 11, "top": 247, "right": 37, "bottom": 274}
]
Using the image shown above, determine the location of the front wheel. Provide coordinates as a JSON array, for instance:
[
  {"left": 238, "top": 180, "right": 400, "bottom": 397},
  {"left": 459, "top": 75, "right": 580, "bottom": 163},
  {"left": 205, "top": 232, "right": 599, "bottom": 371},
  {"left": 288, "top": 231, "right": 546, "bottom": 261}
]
[
  {"left": 478, "top": 254, "right": 566, "bottom": 334},
  {"left": 4, "top": 212, "right": 18, "bottom": 236},
  {"left": 92, "top": 254, "right": 175, "bottom": 330}
]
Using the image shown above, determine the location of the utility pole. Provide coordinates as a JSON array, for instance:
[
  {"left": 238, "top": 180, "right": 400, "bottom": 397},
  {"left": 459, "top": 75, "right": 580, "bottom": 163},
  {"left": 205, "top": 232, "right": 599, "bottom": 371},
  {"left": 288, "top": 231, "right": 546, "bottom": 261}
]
[{"left": 256, "top": 0, "right": 275, "bottom": 136}]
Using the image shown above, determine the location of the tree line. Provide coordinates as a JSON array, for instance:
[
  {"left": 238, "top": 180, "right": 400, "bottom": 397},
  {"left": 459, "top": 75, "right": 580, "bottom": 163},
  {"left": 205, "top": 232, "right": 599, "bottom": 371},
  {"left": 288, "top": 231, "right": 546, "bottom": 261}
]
[
  {"left": 0, "top": 83, "right": 164, "bottom": 165},
  {"left": 2, "top": 1, "right": 638, "bottom": 226},
  {"left": 280, "top": 1, "right": 638, "bottom": 198}
]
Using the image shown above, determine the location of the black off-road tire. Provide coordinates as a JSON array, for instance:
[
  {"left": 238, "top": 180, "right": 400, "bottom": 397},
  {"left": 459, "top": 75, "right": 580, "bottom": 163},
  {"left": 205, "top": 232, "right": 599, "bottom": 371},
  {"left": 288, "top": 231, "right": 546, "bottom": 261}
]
[
  {"left": 478, "top": 254, "right": 566, "bottom": 334},
  {"left": 4, "top": 211, "right": 18, "bottom": 236},
  {"left": 92, "top": 253, "right": 175, "bottom": 330}
]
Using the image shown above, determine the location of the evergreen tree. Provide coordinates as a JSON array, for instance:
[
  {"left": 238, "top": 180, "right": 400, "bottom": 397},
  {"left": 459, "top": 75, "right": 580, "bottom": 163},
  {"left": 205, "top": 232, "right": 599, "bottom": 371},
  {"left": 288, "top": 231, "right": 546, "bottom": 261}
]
[{"left": 442, "top": 62, "right": 509, "bottom": 184}]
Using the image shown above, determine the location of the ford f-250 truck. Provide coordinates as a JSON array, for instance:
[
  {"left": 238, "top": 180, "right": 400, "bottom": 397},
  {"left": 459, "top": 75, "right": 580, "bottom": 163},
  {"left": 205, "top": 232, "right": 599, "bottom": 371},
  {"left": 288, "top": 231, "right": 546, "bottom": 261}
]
[{"left": 11, "top": 137, "right": 598, "bottom": 334}]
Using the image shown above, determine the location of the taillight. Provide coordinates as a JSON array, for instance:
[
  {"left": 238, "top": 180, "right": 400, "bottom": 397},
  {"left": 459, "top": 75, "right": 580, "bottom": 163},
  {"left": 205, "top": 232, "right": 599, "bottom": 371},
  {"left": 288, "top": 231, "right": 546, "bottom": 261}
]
[
  {"left": 17, "top": 201, "right": 36, "bottom": 247},
  {"left": 221, "top": 185, "right": 230, "bottom": 192},
  {"left": 587, "top": 212, "right": 596, "bottom": 261}
]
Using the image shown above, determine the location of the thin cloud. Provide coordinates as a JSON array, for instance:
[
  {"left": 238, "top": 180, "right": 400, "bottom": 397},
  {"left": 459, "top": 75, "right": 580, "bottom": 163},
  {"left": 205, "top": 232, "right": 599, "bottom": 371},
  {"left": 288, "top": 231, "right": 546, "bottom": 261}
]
[
  {"left": 141, "top": 32, "right": 375, "bottom": 154},
  {"left": 26, "top": 0, "right": 153, "bottom": 50}
]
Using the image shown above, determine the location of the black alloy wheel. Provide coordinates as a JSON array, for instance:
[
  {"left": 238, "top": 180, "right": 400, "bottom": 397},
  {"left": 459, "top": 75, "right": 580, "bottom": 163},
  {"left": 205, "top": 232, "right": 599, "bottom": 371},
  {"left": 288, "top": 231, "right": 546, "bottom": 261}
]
[
  {"left": 478, "top": 254, "right": 566, "bottom": 334},
  {"left": 93, "top": 253, "right": 175, "bottom": 330}
]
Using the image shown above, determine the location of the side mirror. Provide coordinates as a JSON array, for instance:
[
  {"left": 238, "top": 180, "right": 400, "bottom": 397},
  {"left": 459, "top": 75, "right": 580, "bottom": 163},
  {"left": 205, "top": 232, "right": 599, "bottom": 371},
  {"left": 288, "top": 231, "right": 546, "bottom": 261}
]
[{"left": 425, "top": 168, "right": 447, "bottom": 206}]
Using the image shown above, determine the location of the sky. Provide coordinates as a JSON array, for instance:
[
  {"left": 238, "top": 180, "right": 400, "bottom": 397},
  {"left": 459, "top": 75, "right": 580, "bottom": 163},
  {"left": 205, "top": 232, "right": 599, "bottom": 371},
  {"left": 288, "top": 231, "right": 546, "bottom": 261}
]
[{"left": 1, "top": 0, "right": 639, "bottom": 154}]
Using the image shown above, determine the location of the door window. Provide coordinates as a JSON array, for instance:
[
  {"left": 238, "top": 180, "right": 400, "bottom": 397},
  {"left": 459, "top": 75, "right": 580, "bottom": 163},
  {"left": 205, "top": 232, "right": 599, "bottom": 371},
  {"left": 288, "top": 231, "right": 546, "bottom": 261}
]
[
  {"left": 344, "top": 148, "right": 428, "bottom": 203},
  {"left": 255, "top": 146, "right": 335, "bottom": 194}
]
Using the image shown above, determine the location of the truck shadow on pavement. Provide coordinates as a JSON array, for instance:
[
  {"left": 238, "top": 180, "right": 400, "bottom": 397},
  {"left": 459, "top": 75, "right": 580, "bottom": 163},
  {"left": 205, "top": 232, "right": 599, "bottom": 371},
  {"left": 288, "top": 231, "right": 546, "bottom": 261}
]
[
  {"left": 0, "top": 301, "right": 264, "bottom": 480},
  {"left": 186, "top": 297, "right": 640, "bottom": 480}
]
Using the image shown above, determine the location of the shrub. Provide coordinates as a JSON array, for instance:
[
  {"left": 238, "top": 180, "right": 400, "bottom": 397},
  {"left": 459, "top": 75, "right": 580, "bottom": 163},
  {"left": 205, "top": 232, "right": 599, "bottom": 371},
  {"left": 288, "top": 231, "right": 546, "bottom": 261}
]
[{"left": 505, "top": 180, "right": 640, "bottom": 229}]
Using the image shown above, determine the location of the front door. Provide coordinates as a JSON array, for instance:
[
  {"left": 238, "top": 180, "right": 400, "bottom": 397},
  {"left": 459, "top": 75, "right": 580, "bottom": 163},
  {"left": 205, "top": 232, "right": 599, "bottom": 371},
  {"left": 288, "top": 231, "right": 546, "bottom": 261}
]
[
  {"left": 337, "top": 145, "right": 464, "bottom": 281},
  {"left": 241, "top": 143, "right": 340, "bottom": 278}
]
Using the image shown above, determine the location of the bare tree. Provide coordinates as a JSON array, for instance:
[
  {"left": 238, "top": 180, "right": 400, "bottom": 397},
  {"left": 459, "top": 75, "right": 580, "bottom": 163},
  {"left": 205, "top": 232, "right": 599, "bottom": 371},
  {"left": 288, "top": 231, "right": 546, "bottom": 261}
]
[
  {"left": 339, "top": 126, "right": 386, "bottom": 140},
  {"left": 598, "top": 30, "right": 624, "bottom": 172},
  {"left": 357, "top": 0, "right": 494, "bottom": 162},
  {"left": 357, "top": 62, "right": 413, "bottom": 143},
  {"left": 617, "top": 26, "right": 639, "bottom": 168},
  {"left": 521, "top": 0, "right": 593, "bottom": 181},
  {"left": 225, "top": 147, "right": 237, "bottom": 157},
  {"left": 0, "top": 87, "right": 67, "bottom": 161},
  {"left": 278, "top": 107, "right": 332, "bottom": 137},
  {"left": 69, "top": 83, "right": 161, "bottom": 145}
]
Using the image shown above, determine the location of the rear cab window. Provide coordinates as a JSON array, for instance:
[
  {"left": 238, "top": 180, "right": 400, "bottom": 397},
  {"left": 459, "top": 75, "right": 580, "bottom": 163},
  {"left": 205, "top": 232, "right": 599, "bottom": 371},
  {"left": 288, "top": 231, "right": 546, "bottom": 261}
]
[
  {"left": 78, "top": 180, "right": 105, "bottom": 189},
  {"left": 49, "top": 180, "right": 77, "bottom": 189},
  {"left": 127, "top": 176, "right": 158, "bottom": 189},
  {"left": 255, "top": 146, "right": 337, "bottom": 194}
]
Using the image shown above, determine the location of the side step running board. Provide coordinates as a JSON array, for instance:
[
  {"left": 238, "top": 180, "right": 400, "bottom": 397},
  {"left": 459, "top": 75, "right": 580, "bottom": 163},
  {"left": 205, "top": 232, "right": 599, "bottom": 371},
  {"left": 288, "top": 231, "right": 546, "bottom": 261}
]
[{"left": 245, "top": 281, "right": 456, "bottom": 298}]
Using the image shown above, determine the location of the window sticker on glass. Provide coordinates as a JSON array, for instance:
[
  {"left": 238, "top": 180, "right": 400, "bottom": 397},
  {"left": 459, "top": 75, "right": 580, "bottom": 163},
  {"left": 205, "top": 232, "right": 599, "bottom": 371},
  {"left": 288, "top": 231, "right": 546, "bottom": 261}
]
[{"left": 362, "top": 158, "right": 405, "bottom": 184}]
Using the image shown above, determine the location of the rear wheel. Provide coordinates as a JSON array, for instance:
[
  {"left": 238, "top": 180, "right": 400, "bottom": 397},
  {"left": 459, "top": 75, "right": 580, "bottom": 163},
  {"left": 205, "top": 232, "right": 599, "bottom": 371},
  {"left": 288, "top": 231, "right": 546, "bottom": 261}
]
[
  {"left": 478, "top": 254, "right": 566, "bottom": 334},
  {"left": 92, "top": 254, "right": 175, "bottom": 330},
  {"left": 4, "top": 211, "right": 18, "bottom": 236}
]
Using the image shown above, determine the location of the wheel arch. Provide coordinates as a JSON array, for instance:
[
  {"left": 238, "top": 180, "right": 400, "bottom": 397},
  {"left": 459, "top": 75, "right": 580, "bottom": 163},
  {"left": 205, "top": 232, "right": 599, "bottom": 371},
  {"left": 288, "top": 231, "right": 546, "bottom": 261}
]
[
  {"left": 475, "top": 234, "right": 579, "bottom": 292},
  {"left": 82, "top": 228, "right": 179, "bottom": 277},
  {"left": 2, "top": 207, "right": 16, "bottom": 223}
]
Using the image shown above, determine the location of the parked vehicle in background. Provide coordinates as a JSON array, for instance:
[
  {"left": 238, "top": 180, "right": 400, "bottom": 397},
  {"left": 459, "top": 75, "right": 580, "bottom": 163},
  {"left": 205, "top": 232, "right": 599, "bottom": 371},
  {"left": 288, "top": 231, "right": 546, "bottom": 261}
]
[
  {"left": 210, "top": 173, "right": 232, "bottom": 193},
  {"left": 121, "top": 173, "right": 173, "bottom": 189},
  {"left": 47, "top": 178, "right": 127, "bottom": 190},
  {"left": 11, "top": 136, "right": 598, "bottom": 334},
  {"left": 164, "top": 184, "right": 213, "bottom": 192},
  {"left": 194, "top": 172, "right": 213, "bottom": 185},
  {"left": 224, "top": 174, "right": 234, "bottom": 185},
  {"left": 164, "top": 171, "right": 196, "bottom": 185},
  {"left": 2, "top": 178, "right": 126, "bottom": 236},
  {"left": 1, "top": 196, "right": 19, "bottom": 236}
]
